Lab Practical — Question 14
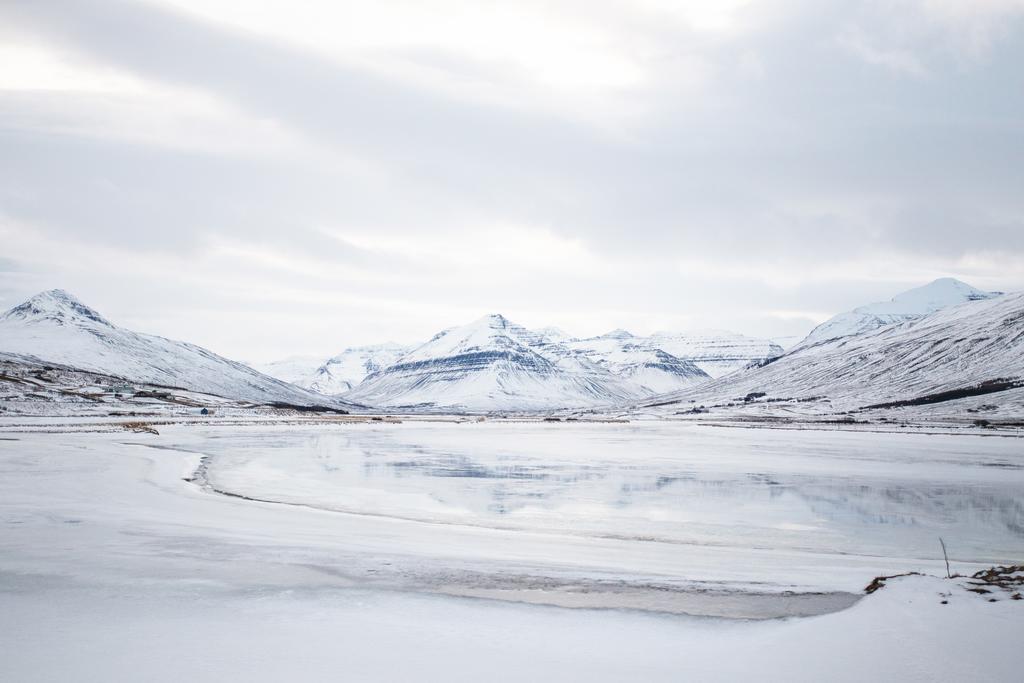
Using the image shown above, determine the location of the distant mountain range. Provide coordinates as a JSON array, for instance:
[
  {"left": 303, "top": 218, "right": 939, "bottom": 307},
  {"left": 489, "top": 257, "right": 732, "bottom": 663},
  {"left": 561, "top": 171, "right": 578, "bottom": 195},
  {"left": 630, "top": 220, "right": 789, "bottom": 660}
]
[
  {"left": 0, "top": 277, "right": 1018, "bottom": 417},
  {"left": 262, "top": 316, "right": 784, "bottom": 411},
  {"left": 565, "top": 329, "right": 783, "bottom": 380},
  {"left": 254, "top": 344, "right": 411, "bottom": 395}
]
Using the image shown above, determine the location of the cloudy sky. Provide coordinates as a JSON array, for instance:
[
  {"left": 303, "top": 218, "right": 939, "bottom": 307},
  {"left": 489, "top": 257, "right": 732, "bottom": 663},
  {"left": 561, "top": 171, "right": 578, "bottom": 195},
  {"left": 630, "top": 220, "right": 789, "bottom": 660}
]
[{"left": 2, "top": 0, "right": 1023, "bottom": 361}]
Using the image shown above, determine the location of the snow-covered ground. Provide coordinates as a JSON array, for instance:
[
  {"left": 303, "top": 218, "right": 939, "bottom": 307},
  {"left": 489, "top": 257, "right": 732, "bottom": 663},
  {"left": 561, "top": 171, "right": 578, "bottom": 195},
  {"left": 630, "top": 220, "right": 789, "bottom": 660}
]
[
  {"left": 2, "top": 572, "right": 1019, "bottom": 682},
  {"left": 0, "top": 421, "right": 1020, "bottom": 681}
]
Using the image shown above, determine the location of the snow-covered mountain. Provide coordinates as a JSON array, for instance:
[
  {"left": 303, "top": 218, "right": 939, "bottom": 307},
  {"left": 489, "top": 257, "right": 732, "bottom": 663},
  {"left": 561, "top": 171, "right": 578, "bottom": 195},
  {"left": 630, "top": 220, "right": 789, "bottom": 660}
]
[
  {"left": 798, "top": 278, "right": 1000, "bottom": 349},
  {"left": 0, "top": 290, "right": 356, "bottom": 409},
  {"left": 644, "top": 331, "right": 784, "bottom": 378},
  {"left": 566, "top": 329, "right": 781, "bottom": 380},
  {"left": 311, "top": 344, "right": 412, "bottom": 394},
  {"left": 264, "top": 319, "right": 778, "bottom": 407},
  {"left": 252, "top": 355, "right": 324, "bottom": 386},
  {"left": 638, "top": 290, "right": 1023, "bottom": 415},
  {"left": 563, "top": 330, "right": 710, "bottom": 394},
  {"left": 343, "top": 314, "right": 644, "bottom": 411},
  {"left": 257, "top": 344, "right": 411, "bottom": 395}
]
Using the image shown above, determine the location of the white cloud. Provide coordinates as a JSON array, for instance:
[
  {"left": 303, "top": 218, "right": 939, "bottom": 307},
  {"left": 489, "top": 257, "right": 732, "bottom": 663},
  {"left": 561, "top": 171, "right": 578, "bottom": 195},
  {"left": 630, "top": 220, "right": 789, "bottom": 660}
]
[
  {"left": 148, "top": 0, "right": 740, "bottom": 129},
  {"left": 837, "top": 0, "right": 1024, "bottom": 75},
  {"left": 0, "top": 37, "right": 310, "bottom": 157},
  {"left": 837, "top": 26, "right": 929, "bottom": 77},
  {"left": 1, "top": 0, "right": 1022, "bottom": 360},
  {"left": 919, "top": 0, "right": 1024, "bottom": 59}
]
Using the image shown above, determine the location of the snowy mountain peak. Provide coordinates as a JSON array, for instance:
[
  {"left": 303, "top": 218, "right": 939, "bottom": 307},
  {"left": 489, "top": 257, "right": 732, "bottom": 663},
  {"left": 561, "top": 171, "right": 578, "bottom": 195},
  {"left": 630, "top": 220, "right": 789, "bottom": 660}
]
[
  {"left": 478, "top": 313, "right": 512, "bottom": 328},
  {"left": 344, "top": 312, "right": 645, "bottom": 411},
  {"left": 535, "top": 326, "right": 569, "bottom": 341},
  {"left": 601, "top": 328, "right": 634, "bottom": 340},
  {"left": 797, "top": 278, "right": 1001, "bottom": 349},
  {"left": 0, "top": 289, "right": 353, "bottom": 409},
  {"left": 398, "top": 313, "right": 536, "bottom": 365},
  {"left": 252, "top": 342, "right": 418, "bottom": 397},
  {"left": 2, "top": 289, "right": 113, "bottom": 328},
  {"left": 870, "top": 278, "right": 997, "bottom": 314}
]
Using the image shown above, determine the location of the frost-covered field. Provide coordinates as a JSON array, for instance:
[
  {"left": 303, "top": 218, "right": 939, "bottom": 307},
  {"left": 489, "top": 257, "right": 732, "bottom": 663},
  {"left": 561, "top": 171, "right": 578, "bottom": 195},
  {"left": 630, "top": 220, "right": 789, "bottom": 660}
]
[{"left": 1, "top": 422, "right": 1021, "bottom": 681}]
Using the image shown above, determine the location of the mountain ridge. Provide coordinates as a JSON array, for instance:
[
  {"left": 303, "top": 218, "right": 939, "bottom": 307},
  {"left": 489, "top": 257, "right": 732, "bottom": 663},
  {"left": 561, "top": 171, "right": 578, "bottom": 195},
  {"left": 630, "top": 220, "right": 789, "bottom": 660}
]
[
  {"left": 0, "top": 289, "right": 356, "bottom": 409},
  {"left": 797, "top": 278, "right": 1000, "bottom": 349},
  {"left": 261, "top": 318, "right": 782, "bottom": 401},
  {"left": 635, "top": 291, "right": 1024, "bottom": 416},
  {"left": 343, "top": 313, "right": 644, "bottom": 411}
]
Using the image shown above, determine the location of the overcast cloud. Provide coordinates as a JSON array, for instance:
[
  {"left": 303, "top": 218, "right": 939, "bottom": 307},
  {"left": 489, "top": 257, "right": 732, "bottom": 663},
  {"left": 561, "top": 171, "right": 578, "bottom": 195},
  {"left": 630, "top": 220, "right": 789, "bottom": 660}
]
[{"left": 2, "top": 0, "right": 1023, "bottom": 360}]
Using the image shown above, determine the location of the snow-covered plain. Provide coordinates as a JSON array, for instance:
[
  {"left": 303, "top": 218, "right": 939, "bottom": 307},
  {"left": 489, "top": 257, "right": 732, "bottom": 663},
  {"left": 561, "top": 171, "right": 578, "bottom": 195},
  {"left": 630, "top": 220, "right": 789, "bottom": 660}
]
[{"left": 1, "top": 421, "right": 1021, "bottom": 681}]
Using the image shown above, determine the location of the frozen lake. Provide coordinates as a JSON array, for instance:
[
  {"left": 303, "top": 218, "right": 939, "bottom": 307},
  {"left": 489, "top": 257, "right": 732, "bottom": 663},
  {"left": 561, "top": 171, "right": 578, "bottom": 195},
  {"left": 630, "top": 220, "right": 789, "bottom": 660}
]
[
  {"left": 195, "top": 422, "right": 1024, "bottom": 575},
  {"left": 1, "top": 421, "right": 1022, "bottom": 681}
]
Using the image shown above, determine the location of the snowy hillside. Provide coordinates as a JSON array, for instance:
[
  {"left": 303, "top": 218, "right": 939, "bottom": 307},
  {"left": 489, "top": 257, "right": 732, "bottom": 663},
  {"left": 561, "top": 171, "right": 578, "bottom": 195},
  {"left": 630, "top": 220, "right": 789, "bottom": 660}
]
[
  {"left": 308, "top": 344, "right": 412, "bottom": 394},
  {"left": 563, "top": 330, "right": 710, "bottom": 394},
  {"left": 644, "top": 330, "right": 784, "bottom": 377},
  {"left": 256, "top": 344, "right": 411, "bottom": 395},
  {"left": 343, "top": 314, "right": 644, "bottom": 411},
  {"left": 0, "top": 290, "right": 356, "bottom": 409},
  {"left": 565, "top": 328, "right": 777, "bottom": 382},
  {"left": 251, "top": 356, "right": 324, "bottom": 387},
  {"left": 798, "top": 278, "right": 1000, "bottom": 349},
  {"left": 638, "top": 291, "right": 1023, "bottom": 416}
]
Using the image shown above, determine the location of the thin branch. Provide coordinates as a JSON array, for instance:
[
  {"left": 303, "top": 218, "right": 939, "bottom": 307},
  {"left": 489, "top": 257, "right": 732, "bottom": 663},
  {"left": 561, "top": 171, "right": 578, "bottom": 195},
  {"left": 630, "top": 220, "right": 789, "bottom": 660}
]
[{"left": 940, "top": 537, "right": 951, "bottom": 579}]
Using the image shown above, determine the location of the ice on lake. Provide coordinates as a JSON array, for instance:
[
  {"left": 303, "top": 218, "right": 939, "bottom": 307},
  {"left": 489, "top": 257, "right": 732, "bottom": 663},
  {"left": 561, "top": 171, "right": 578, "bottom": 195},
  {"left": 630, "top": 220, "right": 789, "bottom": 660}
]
[
  {"left": 186, "top": 422, "right": 1024, "bottom": 588},
  {"left": 2, "top": 421, "right": 1023, "bottom": 682}
]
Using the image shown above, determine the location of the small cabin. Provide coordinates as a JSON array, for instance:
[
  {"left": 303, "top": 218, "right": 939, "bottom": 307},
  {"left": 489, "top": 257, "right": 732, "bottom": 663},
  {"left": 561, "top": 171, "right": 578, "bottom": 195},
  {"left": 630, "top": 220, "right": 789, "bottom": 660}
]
[
  {"left": 199, "top": 407, "right": 215, "bottom": 416},
  {"left": 107, "top": 383, "right": 134, "bottom": 395}
]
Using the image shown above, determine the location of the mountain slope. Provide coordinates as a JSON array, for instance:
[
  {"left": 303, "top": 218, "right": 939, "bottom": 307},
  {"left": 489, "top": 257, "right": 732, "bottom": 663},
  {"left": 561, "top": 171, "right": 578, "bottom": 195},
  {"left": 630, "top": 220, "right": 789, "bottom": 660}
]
[
  {"left": 252, "top": 355, "right": 324, "bottom": 386},
  {"left": 563, "top": 330, "right": 710, "bottom": 393},
  {"left": 645, "top": 331, "right": 784, "bottom": 378},
  {"left": 0, "top": 290, "right": 356, "bottom": 409},
  {"left": 798, "top": 278, "right": 1000, "bottom": 349},
  {"left": 566, "top": 329, "right": 780, "bottom": 380},
  {"left": 343, "top": 314, "right": 642, "bottom": 411},
  {"left": 638, "top": 291, "right": 1023, "bottom": 414},
  {"left": 258, "top": 344, "right": 411, "bottom": 395}
]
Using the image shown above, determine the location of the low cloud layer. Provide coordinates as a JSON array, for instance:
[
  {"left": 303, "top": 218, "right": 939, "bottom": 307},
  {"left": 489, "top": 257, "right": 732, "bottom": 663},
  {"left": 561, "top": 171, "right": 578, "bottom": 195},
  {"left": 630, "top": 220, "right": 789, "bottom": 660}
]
[{"left": 2, "top": 0, "right": 1022, "bottom": 360}]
